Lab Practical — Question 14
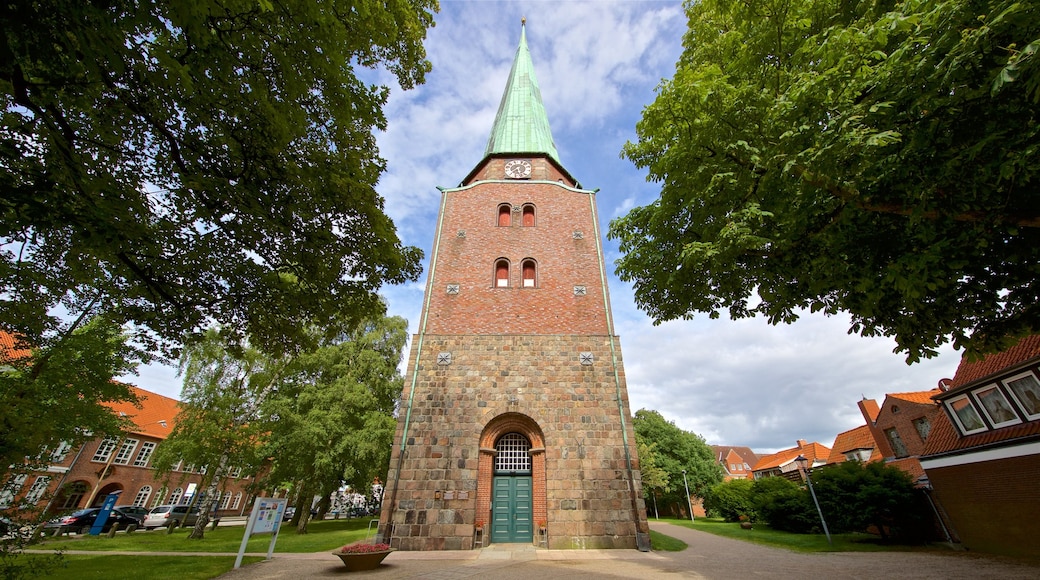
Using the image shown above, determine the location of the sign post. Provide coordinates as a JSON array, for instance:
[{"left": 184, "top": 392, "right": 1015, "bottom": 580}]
[
  {"left": 234, "top": 497, "right": 287, "bottom": 569},
  {"left": 88, "top": 491, "right": 121, "bottom": 535}
]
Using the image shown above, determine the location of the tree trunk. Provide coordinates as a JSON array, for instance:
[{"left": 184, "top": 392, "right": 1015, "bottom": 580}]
[{"left": 188, "top": 455, "right": 227, "bottom": 539}]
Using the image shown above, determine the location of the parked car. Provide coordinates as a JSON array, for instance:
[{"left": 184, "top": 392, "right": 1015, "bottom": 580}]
[
  {"left": 143, "top": 505, "right": 199, "bottom": 529},
  {"left": 113, "top": 505, "right": 148, "bottom": 523},
  {"left": 44, "top": 508, "right": 140, "bottom": 534},
  {"left": 281, "top": 507, "right": 296, "bottom": 522}
]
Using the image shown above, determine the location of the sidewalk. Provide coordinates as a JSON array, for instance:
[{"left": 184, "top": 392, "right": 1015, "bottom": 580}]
[{"left": 212, "top": 522, "right": 1040, "bottom": 580}]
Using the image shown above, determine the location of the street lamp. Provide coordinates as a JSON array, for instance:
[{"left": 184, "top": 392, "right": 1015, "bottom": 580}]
[
  {"left": 794, "top": 454, "right": 831, "bottom": 546},
  {"left": 681, "top": 469, "right": 694, "bottom": 522}
]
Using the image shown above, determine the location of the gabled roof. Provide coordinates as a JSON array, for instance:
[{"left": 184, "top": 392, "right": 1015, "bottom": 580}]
[
  {"left": 888, "top": 389, "right": 943, "bottom": 406},
  {"left": 105, "top": 385, "right": 180, "bottom": 440},
  {"left": 711, "top": 445, "right": 759, "bottom": 466},
  {"left": 824, "top": 425, "right": 880, "bottom": 465},
  {"left": 947, "top": 335, "right": 1040, "bottom": 390},
  {"left": 483, "top": 21, "right": 562, "bottom": 166},
  {"left": 752, "top": 441, "right": 830, "bottom": 472}
]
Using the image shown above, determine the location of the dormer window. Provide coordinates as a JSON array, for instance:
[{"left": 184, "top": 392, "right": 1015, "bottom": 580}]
[
  {"left": 498, "top": 204, "right": 511, "bottom": 227},
  {"left": 495, "top": 259, "right": 510, "bottom": 287},
  {"left": 522, "top": 259, "right": 537, "bottom": 287}
]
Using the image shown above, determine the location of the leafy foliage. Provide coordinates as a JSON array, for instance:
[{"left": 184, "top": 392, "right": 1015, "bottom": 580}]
[
  {"left": 751, "top": 476, "right": 817, "bottom": 533},
  {"left": 703, "top": 478, "right": 756, "bottom": 522},
  {"left": 633, "top": 409, "right": 722, "bottom": 513},
  {"left": 1, "top": 0, "right": 434, "bottom": 359},
  {"left": 812, "top": 460, "right": 931, "bottom": 540},
  {"left": 611, "top": 0, "right": 1040, "bottom": 361},
  {"left": 261, "top": 315, "right": 407, "bottom": 532},
  {"left": 0, "top": 317, "right": 141, "bottom": 478}
]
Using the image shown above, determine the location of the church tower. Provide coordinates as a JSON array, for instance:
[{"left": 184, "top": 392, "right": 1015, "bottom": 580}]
[{"left": 378, "top": 23, "right": 649, "bottom": 551}]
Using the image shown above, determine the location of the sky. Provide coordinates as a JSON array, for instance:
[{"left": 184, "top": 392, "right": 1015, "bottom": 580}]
[{"left": 127, "top": 0, "right": 963, "bottom": 454}]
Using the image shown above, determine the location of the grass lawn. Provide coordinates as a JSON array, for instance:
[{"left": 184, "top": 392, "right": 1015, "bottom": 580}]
[
  {"left": 649, "top": 529, "right": 687, "bottom": 552},
  {"left": 33, "top": 518, "right": 377, "bottom": 554},
  {"left": 30, "top": 555, "right": 264, "bottom": 580},
  {"left": 658, "top": 517, "right": 952, "bottom": 553}
]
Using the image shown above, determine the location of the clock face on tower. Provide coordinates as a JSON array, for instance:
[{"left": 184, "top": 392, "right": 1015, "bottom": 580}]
[{"left": 504, "top": 159, "right": 533, "bottom": 179}]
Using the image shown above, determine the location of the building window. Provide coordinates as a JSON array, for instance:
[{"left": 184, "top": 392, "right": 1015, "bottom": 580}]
[
  {"left": 973, "top": 385, "right": 1021, "bottom": 427},
  {"left": 168, "top": 487, "right": 184, "bottom": 505},
  {"left": 133, "top": 441, "right": 156, "bottom": 467},
  {"left": 495, "top": 259, "right": 510, "bottom": 287},
  {"left": 884, "top": 428, "right": 908, "bottom": 458},
  {"left": 152, "top": 487, "right": 167, "bottom": 508},
  {"left": 134, "top": 486, "right": 152, "bottom": 507},
  {"left": 912, "top": 417, "right": 932, "bottom": 441},
  {"left": 220, "top": 491, "right": 233, "bottom": 510},
  {"left": 231, "top": 492, "right": 243, "bottom": 510},
  {"left": 92, "top": 436, "right": 119, "bottom": 463},
  {"left": 49, "top": 441, "right": 72, "bottom": 463},
  {"left": 521, "top": 259, "right": 537, "bottom": 287},
  {"left": 494, "top": 433, "right": 531, "bottom": 474},
  {"left": 112, "top": 438, "right": 139, "bottom": 465},
  {"left": 1003, "top": 371, "right": 1040, "bottom": 419},
  {"left": 24, "top": 476, "right": 50, "bottom": 505},
  {"left": 947, "top": 394, "right": 987, "bottom": 435},
  {"left": 228, "top": 466, "right": 242, "bottom": 479},
  {"left": 498, "top": 204, "right": 511, "bottom": 227},
  {"left": 522, "top": 204, "right": 535, "bottom": 227},
  {"left": 0, "top": 474, "right": 27, "bottom": 509}
]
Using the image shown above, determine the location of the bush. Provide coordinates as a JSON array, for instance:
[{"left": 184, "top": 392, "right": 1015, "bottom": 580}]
[
  {"left": 703, "top": 479, "right": 756, "bottom": 522},
  {"left": 811, "top": 461, "right": 932, "bottom": 542},
  {"left": 751, "top": 476, "right": 817, "bottom": 533}
]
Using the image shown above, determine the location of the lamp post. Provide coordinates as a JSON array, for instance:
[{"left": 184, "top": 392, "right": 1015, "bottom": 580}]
[
  {"left": 681, "top": 469, "right": 694, "bottom": 522},
  {"left": 794, "top": 455, "right": 831, "bottom": 546}
]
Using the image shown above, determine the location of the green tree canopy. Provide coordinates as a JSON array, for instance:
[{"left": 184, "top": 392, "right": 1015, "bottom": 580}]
[
  {"left": 610, "top": 0, "right": 1040, "bottom": 361},
  {"left": 632, "top": 409, "right": 722, "bottom": 512},
  {"left": 1, "top": 0, "right": 434, "bottom": 359},
  {"left": 0, "top": 316, "right": 141, "bottom": 478},
  {"left": 261, "top": 315, "right": 407, "bottom": 532}
]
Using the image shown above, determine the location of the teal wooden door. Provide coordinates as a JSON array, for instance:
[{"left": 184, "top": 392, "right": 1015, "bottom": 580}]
[{"left": 491, "top": 476, "right": 532, "bottom": 543}]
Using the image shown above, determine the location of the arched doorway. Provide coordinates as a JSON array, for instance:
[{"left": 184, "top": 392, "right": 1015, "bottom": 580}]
[
  {"left": 477, "top": 413, "right": 546, "bottom": 545},
  {"left": 491, "top": 433, "right": 532, "bottom": 543}
]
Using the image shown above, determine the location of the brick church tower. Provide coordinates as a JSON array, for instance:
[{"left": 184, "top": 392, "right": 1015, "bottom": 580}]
[{"left": 378, "top": 22, "right": 650, "bottom": 551}]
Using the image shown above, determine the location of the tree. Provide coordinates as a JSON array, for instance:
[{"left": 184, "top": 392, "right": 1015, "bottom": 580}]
[
  {"left": 636, "top": 440, "right": 668, "bottom": 518},
  {"left": 261, "top": 315, "right": 407, "bottom": 533},
  {"left": 151, "top": 329, "right": 282, "bottom": 540},
  {"left": 0, "top": 316, "right": 141, "bottom": 480},
  {"left": 703, "top": 478, "right": 756, "bottom": 522},
  {"left": 1, "top": 0, "right": 433, "bottom": 360},
  {"left": 812, "top": 460, "right": 931, "bottom": 541},
  {"left": 610, "top": 0, "right": 1040, "bottom": 362},
  {"left": 632, "top": 409, "right": 722, "bottom": 515}
]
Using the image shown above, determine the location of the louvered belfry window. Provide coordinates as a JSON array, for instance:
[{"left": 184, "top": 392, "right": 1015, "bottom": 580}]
[{"left": 494, "top": 433, "right": 531, "bottom": 474}]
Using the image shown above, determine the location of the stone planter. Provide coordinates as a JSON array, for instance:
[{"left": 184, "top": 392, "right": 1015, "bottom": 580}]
[{"left": 332, "top": 549, "right": 394, "bottom": 571}]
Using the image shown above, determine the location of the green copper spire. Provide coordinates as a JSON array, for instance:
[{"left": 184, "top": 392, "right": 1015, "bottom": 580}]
[{"left": 484, "top": 21, "right": 562, "bottom": 165}]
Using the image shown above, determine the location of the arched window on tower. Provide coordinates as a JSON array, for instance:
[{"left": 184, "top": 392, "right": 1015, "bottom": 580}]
[
  {"left": 522, "top": 204, "right": 535, "bottom": 227},
  {"left": 522, "top": 259, "right": 537, "bottom": 287},
  {"left": 498, "top": 204, "right": 511, "bottom": 227},
  {"left": 494, "top": 433, "right": 532, "bottom": 474},
  {"left": 495, "top": 259, "right": 510, "bottom": 287}
]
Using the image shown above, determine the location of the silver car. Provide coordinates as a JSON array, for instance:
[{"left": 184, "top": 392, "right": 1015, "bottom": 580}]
[{"left": 143, "top": 505, "right": 199, "bottom": 529}]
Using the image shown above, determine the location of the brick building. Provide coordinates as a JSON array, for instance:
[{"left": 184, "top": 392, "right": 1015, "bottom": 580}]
[
  {"left": 920, "top": 335, "right": 1040, "bottom": 557},
  {"left": 377, "top": 23, "right": 649, "bottom": 550},
  {"left": 711, "top": 445, "right": 759, "bottom": 481}
]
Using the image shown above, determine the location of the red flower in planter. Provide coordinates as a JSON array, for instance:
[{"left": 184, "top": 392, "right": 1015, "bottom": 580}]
[{"left": 338, "top": 542, "right": 392, "bottom": 554}]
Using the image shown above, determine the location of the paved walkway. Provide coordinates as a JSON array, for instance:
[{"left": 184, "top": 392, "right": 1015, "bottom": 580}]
[{"left": 209, "top": 521, "right": 1040, "bottom": 579}]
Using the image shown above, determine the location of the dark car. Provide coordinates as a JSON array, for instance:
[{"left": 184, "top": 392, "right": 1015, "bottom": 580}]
[
  {"left": 113, "top": 505, "right": 148, "bottom": 523},
  {"left": 44, "top": 508, "right": 140, "bottom": 534}
]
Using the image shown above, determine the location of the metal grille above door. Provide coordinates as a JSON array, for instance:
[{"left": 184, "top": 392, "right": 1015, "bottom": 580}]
[{"left": 494, "top": 433, "right": 531, "bottom": 474}]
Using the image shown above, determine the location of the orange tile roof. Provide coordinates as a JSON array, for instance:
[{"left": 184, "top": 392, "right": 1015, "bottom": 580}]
[
  {"left": 922, "top": 409, "right": 1040, "bottom": 456},
  {"left": 753, "top": 441, "right": 831, "bottom": 471},
  {"left": 888, "top": 389, "right": 943, "bottom": 405},
  {"left": 0, "top": 330, "right": 32, "bottom": 363},
  {"left": 105, "top": 385, "right": 181, "bottom": 440},
  {"left": 948, "top": 335, "right": 1040, "bottom": 389},
  {"left": 825, "top": 425, "right": 880, "bottom": 464},
  {"left": 711, "top": 445, "right": 760, "bottom": 466},
  {"left": 887, "top": 456, "right": 926, "bottom": 484}
]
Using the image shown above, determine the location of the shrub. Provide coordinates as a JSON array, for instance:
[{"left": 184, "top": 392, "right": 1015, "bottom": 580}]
[
  {"left": 751, "top": 476, "right": 817, "bottom": 533},
  {"left": 703, "top": 479, "right": 756, "bottom": 522}
]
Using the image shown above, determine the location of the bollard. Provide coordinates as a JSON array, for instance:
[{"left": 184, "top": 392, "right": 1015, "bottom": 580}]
[
  {"left": 126, "top": 524, "right": 137, "bottom": 534},
  {"left": 166, "top": 521, "right": 176, "bottom": 534},
  {"left": 107, "top": 523, "right": 121, "bottom": 538}
]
